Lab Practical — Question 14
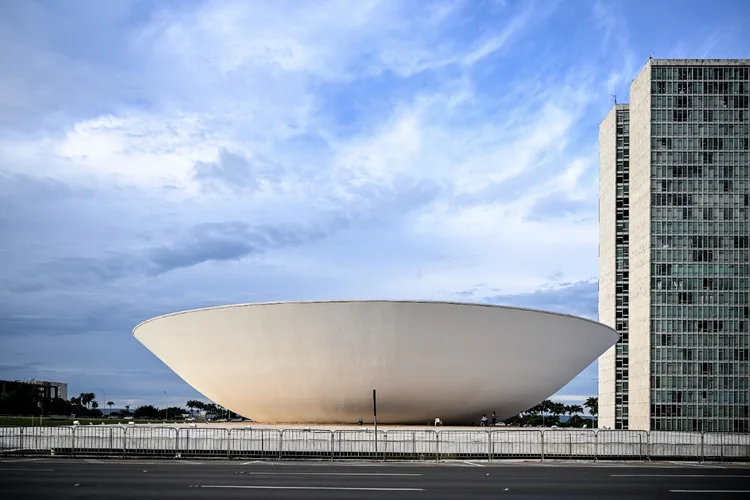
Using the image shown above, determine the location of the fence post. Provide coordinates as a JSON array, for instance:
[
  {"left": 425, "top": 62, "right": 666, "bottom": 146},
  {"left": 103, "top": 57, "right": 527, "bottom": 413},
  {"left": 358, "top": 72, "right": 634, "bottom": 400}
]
[
  {"left": 568, "top": 432, "right": 573, "bottom": 458},
  {"left": 109, "top": 426, "right": 113, "bottom": 454},
  {"left": 226, "top": 429, "right": 231, "bottom": 460},
  {"left": 700, "top": 431, "right": 704, "bottom": 462},
  {"left": 174, "top": 427, "right": 179, "bottom": 457},
  {"left": 487, "top": 430, "right": 492, "bottom": 462},
  {"left": 436, "top": 431, "right": 441, "bottom": 462},
  {"left": 330, "top": 432, "right": 334, "bottom": 462},
  {"left": 383, "top": 431, "right": 388, "bottom": 462},
  {"left": 279, "top": 430, "right": 283, "bottom": 461},
  {"left": 72, "top": 426, "right": 76, "bottom": 458},
  {"left": 540, "top": 430, "right": 545, "bottom": 461},
  {"left": 638, "top": 431, "right": 642, "bottom": 461},
  {"left": 594, "top": 431, "right": 598, "bottom": 461}
]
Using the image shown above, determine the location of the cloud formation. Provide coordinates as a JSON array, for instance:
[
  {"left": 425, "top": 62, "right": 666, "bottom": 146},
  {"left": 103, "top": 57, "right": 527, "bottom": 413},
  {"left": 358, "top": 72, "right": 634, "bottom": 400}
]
[{"left": 1, "top": 0, "right": 747, "bottom": 408}]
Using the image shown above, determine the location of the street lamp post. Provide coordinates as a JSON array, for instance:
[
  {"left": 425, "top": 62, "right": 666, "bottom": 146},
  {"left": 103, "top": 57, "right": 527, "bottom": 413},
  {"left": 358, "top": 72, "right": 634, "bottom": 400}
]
[
  {"left": 164, "top": 391, "right": 168, "bottom": 421},
  {"left": 101, "top": 390, "right": 106, "bottom": 416}
]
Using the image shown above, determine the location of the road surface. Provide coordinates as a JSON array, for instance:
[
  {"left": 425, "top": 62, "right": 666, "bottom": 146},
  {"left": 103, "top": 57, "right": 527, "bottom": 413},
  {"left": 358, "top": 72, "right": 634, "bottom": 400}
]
[{"left": 1, "top": 458, "right": 749, "bottom": 499}]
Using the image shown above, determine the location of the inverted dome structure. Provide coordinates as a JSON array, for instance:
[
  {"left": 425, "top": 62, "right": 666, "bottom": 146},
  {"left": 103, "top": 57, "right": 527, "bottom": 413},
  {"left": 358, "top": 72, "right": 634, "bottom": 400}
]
[{"left": 133, "top": 301, "right": 618, "bottom": 424}]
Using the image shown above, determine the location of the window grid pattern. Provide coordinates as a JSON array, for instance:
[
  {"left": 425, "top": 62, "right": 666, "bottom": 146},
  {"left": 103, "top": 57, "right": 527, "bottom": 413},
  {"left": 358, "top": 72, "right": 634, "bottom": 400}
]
[
  {"left": 648, "top": 64, "right": 750, "bottom": 433},
  {"left": 615, "top": 108, "right": 630, "bottom": 430}
]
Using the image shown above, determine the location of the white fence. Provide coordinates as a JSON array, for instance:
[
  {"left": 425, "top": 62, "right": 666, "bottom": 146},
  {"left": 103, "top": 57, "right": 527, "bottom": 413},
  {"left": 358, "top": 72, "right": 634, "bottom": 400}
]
[{"left": 1, "top": 427, "right": 748, "bottom": 461}]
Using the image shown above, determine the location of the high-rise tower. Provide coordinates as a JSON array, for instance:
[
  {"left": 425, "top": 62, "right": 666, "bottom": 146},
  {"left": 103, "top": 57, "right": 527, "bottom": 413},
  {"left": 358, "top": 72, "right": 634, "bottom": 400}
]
[{"left": 599, "top": 59, "right": 749, "bottom": 432}]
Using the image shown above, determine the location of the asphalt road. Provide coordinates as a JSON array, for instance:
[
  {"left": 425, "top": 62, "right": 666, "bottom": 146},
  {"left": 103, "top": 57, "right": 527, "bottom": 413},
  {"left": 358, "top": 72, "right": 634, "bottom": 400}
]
[{"left": 1, "top": 459, "right": 749, "bottom": 499}]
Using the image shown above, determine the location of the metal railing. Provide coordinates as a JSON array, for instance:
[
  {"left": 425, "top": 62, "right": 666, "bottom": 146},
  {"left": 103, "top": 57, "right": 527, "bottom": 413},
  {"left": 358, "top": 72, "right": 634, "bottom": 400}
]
[{"left": 1, "top": 427, "right": 748, "bottom": 461}]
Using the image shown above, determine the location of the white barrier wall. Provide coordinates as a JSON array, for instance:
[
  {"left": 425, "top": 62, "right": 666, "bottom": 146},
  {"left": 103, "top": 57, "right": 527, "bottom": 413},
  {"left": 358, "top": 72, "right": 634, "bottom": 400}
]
[{"left": 1, "top": 426, "right": 748, "bottom": 461}]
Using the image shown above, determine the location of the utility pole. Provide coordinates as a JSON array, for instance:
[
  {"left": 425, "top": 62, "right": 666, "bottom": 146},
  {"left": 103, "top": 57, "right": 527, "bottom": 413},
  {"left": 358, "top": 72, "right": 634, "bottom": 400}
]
[
  {"left": 101, "top": 389, "right": 106, "bottom": 416},
  {"left": 164, "top": 391, "right": 168, "bottom": 421}
]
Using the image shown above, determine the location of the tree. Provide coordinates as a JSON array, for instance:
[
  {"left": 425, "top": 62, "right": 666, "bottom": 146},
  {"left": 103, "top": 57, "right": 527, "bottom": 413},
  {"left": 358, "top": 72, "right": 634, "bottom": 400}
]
[
  {"left": 164, "top": 406, "right": 186, "bottom": 419},
  {"left": 540, "top": 399, "right": 554, "bottom": 426},
  {"left": 107, "top": 401, "right": 114, "bottom": 415},
  {"left": 80, "top": 392, "right": 96, "bottom": 409},
  {"left": 133, "top": 405, "right": 161, "bottom": 419},
  {"left": 91, "top": 401, "right": 99, "bottom": 410},
  {"left": 186, "top": 400, "right": 205, "bottom": 416},
  {"left": 46, "top": 397, "right": 74, "bottom": 416},
  {"left": 551, "top": 402, "right": 565, "bottom": 418},
  {"left": 569, "top": 404, "right": 584, "bottom": 416},
  {"left": 584, "top": 397, "right": 598, "bottom": 427}
]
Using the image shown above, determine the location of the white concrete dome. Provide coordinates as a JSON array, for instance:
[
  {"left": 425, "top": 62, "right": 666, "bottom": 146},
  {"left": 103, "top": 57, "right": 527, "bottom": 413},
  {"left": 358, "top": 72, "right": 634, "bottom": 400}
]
[{"left": 133, "top": 300, "right": 618, "bottom": 424}]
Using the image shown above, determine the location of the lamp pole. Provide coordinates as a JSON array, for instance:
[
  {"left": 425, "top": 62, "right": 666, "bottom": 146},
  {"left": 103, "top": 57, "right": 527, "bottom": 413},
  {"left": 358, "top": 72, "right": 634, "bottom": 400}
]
[
  {"left": 164, "top": 391, "right": 168, "bottom": 421},
  {"left": 101, "top": 390, "right": 106, "bottom": 416},
  {"left": 373, "top": 389, "right": 378, "bottom": 458}
]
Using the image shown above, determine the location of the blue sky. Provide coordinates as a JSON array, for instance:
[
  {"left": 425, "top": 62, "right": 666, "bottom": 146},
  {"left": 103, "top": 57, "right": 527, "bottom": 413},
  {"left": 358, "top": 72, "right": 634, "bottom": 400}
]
[{"left": 1, "top": 0, "right": 748, "bottom": 410}]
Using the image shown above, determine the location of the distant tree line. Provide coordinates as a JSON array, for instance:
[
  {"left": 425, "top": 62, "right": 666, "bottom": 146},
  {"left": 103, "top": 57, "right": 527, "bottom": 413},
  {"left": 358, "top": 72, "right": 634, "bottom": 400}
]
[{"left": 501, "top": 397, "right": 598, "bottom": 428}]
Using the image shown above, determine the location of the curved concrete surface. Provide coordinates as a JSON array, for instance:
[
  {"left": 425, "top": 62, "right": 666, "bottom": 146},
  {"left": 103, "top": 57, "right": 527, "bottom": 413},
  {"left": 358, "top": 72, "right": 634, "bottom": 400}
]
[{"left": 133, "top": 301, "right": 618, "bottom": 424}]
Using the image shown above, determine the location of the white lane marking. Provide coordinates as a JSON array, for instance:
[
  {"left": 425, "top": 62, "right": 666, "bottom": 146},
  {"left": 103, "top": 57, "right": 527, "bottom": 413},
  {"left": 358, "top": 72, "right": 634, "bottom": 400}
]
[
  {"left": 613, "top": 474, "right": 750, "bottom": 478},
  {"left": 198, "top": 485, "right": 424, "bottom": 491},
  {"left": 84, "top": 459, "right": 102, "bottom": 464},
  {"left": 461, "top": 461, "right": 484, "bottom": 467},
  {"left": 0, "top": 468, "right": 55, "bottom": 472},
  {"left": 240, "top": 461, "right": 263, "bottom": 465},
  {"left": 237, "top": 472, "right": 422, "bottom": 476},
  {"left": 0, "top": 459, "right": 40, "bottom": 463},
  {"left": 177, "top": 461, "right": 203, "bottom": 465},
  {"left": 670, "top": 490, "right": 750, "bottom": 494}
]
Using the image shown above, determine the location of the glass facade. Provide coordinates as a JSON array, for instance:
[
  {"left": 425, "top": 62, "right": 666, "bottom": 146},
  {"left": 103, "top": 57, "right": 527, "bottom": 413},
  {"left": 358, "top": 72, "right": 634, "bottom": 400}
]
[
  {"left": 614, "top": 107, "right": 630, "bottom": 429},
  {"left": 648, "top": 64, "right": 750, "bottom": 432}
]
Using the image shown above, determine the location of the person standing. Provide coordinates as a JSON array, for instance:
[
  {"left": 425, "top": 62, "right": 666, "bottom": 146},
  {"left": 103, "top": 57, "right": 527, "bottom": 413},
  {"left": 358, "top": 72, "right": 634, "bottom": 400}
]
[{"left": 491, "top": 411, "right": 497, "bottom": 427}]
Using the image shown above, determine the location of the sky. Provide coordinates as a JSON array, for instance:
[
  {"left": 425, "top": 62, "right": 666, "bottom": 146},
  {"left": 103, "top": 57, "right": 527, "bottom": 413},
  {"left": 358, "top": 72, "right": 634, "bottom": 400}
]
[{"left": 1, "top": 0, "right": 748, "bottom": 411}]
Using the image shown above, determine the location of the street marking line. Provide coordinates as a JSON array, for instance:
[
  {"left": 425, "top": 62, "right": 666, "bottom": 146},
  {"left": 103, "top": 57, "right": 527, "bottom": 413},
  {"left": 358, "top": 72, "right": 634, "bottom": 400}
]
[
  {"left": 84, "top": 459, "right": 102, "bottom": 464},
  {"left": 670, "top": 490, "right": 750, "bottom": 494},
  {"left": 237, "top": 472, "right": 422, "bottom": 476},
  {"left": 613, "top": 475, "right": 750, "bottom": 478},
  {"left": 0, "top": 468, "right": 55, "bottom": 472},
  {"left": 461, "top": 461, "right": 485, "bottom": 467},
  {"left": 198, "top": 485, "right": 424, "bottom": 491}
]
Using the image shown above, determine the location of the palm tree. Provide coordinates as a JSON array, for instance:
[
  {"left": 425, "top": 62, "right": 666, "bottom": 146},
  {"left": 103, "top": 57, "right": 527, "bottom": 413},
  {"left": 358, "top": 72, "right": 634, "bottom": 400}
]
[
  {"left": 80, "top": 392, "right": 96, "bottom": 409},
  {"left": 565, "top": 404, "right": 584, "bottom": 426},
  {"left": 107, "top": 401, "right": 114, "bottom": 415},
  {"left": 584, "top": 397, "right": 598, "bottom": 428},
  {"left": 550, "top": 402, "right": 565, "bottom": 424}
]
